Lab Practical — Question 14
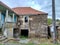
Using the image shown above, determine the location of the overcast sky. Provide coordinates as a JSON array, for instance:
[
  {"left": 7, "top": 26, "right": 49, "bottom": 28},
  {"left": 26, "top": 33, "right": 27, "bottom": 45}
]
[{"left": 0, "top": 0, "right": 60, "bottom": 19}]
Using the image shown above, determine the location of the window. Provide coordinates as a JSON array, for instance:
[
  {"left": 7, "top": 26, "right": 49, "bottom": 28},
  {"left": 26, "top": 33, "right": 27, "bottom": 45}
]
[
  {"left": 24, "top": 16, "right": 28, "bottom": 23},
  {"left": 14, "top": 15, "right": 17, "bottom": 22}
]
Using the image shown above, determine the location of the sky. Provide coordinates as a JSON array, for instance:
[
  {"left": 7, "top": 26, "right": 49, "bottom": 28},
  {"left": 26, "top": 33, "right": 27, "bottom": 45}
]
[{"left": 0, "top": 0, "right": 60, "bottom": 19}]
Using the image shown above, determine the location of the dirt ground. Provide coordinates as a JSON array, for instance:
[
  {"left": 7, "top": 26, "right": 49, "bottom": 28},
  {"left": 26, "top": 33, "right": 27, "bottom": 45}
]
[{"left": 0, "top": 38, "right": 60, "bottom": 45}]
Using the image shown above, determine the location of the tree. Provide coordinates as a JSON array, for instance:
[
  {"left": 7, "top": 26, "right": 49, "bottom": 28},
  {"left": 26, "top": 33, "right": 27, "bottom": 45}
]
[{"left": 47, "top": 18, "right": 52, "bottom": 25}]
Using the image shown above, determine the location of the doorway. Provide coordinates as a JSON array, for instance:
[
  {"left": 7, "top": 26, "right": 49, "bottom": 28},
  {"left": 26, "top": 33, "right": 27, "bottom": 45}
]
[
  {"left": 21, "top": 29, "right": 28, "bottom": 37},
  {"left": 47, "top": 26, "right": 51, "bottom": 39},
  {"left": 13, "top": 28, "right": 19, "bottom": 38},
  {"left": 0, "top": 28, "right": 2, "bottom": 35}
]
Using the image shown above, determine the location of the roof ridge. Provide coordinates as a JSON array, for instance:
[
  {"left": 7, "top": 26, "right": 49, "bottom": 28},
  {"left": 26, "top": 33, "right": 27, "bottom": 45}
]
[{"left": 12, "top": 7, "right": 31, "bottom": 9}]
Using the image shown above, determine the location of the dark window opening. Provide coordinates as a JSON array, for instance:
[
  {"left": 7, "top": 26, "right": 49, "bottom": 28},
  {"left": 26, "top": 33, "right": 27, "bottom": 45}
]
[
  {"left": 0, "top": 28, "right": 2, "bottom": 34},
  {"left": 21, "top": 29, "right": 28, "bottom": 37},
  {"left": 47, "top": 26, "right": 51, "bottom": 39},
  {"left": 25, "top": 16, "right": 28, "bottom": 23}
]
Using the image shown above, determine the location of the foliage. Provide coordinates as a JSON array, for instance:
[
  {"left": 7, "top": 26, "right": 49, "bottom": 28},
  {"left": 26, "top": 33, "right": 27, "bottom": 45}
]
[
  {"left": 47, "top": 18, "right": 52, "bottom": 25},
  {"left": 47, "top": 18, "right": 60, "bottom": 25},
  {"left": 20, "top": 36, "right": 28, "bottom": 39}
]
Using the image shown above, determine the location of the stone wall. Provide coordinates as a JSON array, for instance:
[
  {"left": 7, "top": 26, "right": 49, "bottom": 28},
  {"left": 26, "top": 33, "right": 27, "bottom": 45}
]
[
  {"left": 57, "top": 27, "right": 60, "bottom": 40},
  {"left": 17, "top": 14, "right": 48, "bottom": 38},
  {"left": 29, "top": 14, "right": 47, "bottom": 38}
]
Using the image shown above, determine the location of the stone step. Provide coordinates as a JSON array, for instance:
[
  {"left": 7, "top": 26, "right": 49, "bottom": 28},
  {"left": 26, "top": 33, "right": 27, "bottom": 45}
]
[
  {"left": 2, "top": 39, "right": 10, "bottom": 43},
  {"left": 0, "top": 36, "right": 7, "bottom": 42},
  {"left": 2, "top": 38, "right": 20, "bottom": 43}
]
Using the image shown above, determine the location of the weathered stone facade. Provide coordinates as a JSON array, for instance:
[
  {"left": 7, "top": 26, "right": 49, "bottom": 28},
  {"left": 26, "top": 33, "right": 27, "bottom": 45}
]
[
  {"left": 12, "top": 7, "right": 48, "bottom": 38},
  {"left": 17, "top": 14, "right": 48, "bottom": 38}
]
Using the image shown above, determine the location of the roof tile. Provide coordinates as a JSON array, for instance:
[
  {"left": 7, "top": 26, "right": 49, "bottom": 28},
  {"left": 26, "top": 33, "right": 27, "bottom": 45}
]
[{"left": 12, "top": 7, "right": 48, "bottom": 15}]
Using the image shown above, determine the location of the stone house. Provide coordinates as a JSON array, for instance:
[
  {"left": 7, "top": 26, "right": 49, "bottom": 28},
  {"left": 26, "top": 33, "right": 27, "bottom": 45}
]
[
  {"left": 13, "top": 7, "right": 48, "bottom": 38},
  {"left": 0, "top": 1, "right": 18, "bottom": 38}
]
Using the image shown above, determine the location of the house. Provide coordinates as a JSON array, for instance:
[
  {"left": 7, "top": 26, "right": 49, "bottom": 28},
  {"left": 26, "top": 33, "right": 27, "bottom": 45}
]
[
  {"left": 12, "top": 7, "right": 48, "bottom": 38},
  {"left": 0, "top": 1, "right": 18, "bottom": 38},
  {"left": 0, "top": 1, "right": 48, "bottom": 38}
]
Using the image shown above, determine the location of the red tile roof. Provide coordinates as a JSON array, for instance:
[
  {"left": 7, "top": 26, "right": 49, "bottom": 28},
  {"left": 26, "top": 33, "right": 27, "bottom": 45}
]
[{"left": 12, "top": 7, "right": 48, "bottom": 15}]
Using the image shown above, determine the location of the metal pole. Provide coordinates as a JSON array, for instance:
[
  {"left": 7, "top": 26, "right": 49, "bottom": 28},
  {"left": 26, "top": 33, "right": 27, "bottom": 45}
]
[{"left": 52, "top": 0, "right": 57, "bottom": 43}]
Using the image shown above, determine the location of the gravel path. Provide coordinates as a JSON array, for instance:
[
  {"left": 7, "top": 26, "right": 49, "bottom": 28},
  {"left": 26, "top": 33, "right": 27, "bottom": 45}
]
[{"left": 19, "top": 39, "right": 31, "bottom": 43}]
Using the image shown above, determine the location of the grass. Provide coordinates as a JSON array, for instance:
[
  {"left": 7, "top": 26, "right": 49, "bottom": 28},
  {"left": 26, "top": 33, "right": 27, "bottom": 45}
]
[
  {"left": 39, "top": 43, "right": 58, "bottom": 45},
  {"left": 20, "top": 36, "right": 28, "bottom": 39},
  {"left": 26, "top": 42, "right": 35, "bottom": 45},
  {"left": 0, "top": 44, "right": 3, "bottom": 45},
  {"left": 0, "top": 42, "right": 60, "bottom": 45},
  {"left": 26, "top": 42, "right": 60, "bottom": 45}
]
